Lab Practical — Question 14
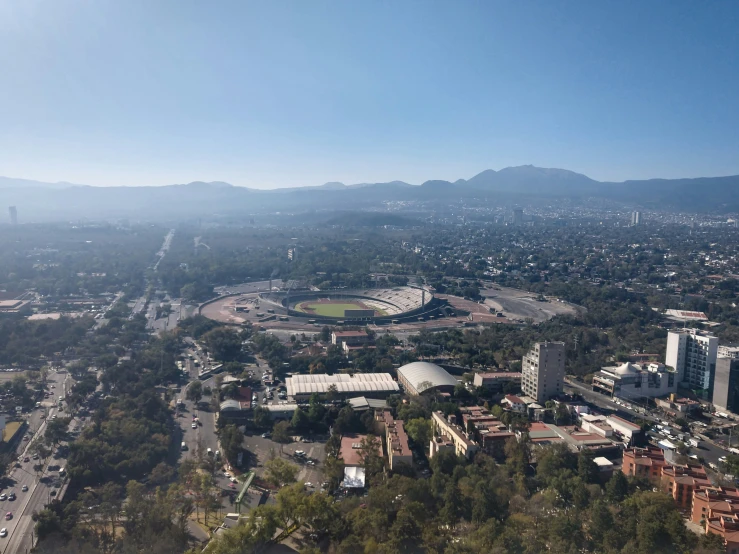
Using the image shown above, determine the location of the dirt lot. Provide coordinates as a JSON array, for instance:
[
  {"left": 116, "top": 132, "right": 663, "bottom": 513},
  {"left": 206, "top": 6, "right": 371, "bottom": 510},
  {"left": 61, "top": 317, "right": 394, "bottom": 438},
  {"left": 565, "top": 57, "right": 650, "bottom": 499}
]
[{"left": 481, "top": 285, "right": 578, "bottom": 323}]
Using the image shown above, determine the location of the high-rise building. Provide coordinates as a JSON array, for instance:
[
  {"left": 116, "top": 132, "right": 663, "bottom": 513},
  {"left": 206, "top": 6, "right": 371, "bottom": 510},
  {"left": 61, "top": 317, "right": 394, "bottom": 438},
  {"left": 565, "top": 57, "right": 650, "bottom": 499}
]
[
  {"left": 521, "top": 341, "right": 565, "bottom": 403},
  {"left": 8, "top": 206, "right": 17, "bottom": 225},
  {"left": 665, "top": 329, "right": 718, "bottom": 396},
  {"left": 712, "top": 356, "right": 739, "bottom": 413},
  {"left": 512, "top": 208, "right": 524, "bottom": 225},
  {"left": 631, "top": 211, "right": 642, "bottom": 226}
]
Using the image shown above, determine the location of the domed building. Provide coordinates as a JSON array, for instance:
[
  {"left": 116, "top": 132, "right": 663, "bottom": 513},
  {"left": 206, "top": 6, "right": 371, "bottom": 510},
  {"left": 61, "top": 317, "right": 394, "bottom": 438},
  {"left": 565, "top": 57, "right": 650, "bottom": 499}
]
[{"left": 396, "top": 361, "right": 459, "bottom": 395}]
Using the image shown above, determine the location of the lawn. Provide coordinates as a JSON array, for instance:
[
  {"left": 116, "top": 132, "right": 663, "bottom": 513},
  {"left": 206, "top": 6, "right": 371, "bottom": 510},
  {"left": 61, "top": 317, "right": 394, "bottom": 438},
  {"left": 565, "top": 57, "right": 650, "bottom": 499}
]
[{"left": 295, "top": 302, "right": 369, "bottom": 318}]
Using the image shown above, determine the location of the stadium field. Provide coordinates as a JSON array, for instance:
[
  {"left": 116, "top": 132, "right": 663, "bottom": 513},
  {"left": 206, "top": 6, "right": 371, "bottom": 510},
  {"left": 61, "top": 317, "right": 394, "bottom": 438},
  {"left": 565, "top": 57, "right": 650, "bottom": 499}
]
[{"left": 295, "top": 300, "right": 385, "bottom": 317}]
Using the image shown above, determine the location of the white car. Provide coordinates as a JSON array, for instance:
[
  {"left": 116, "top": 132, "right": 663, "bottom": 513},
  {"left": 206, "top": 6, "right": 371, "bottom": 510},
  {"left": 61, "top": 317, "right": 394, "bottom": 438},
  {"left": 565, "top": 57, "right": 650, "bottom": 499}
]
[
  {"left": 304, "top": 482, "right": 313, "bottom": 488},
  {"left": 224, "top": 472, "right": 231, "bottom": 478},
  {"left": 229, "top": 477, "right": 238, "bottom": 483},
  {"left": 0, "top": 528, "right": 6, "bottom": 538}
]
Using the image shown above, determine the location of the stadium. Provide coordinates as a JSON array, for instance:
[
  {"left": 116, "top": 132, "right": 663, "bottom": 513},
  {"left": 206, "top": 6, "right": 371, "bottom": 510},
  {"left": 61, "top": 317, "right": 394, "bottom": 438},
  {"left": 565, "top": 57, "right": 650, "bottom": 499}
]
[{"left": 264, "top": 286, "right": 443, "bottom": 324}]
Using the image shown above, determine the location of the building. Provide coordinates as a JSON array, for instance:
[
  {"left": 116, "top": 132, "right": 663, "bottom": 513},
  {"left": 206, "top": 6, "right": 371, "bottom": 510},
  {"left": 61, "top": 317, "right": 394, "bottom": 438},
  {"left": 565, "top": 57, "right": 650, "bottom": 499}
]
[
  {"left": 713, "top": 356, "right": 739, "bottom": 413},
  {"left": 430, "top": 411, "right": 478, "bottom": 459},
  {"left": 592, "top": 362, "right": 677, "bottom": 400},
  {"left": 8, "top": 206, "right": 17, "bottom": 225},
  {"left": 691, "top": 487, "right": 739, "bottom": 552},
  {"left": 285, "top": 373, "right": 399, "bottom": 402},
  {"left": 512, "top": 208, "right": 524, "bottom": 225},
  {"left": 396, "top": 361, "right": 458, "bottom": 396},
  {"left": 521, "top": 342, "right": 565, "bottom": 403},
  {"left": 655, "top": 395, "right": 702, "bottom": 416},
  {"left": 219, "top": 398, "right": 252, "bottom": 422},
  {"left": 501, "top": 394, "right": 527, "bottom": 414},
  {"left": 347, "top": 396, "right": 389, "bottom": 413},
  {"left": 339, "top": 433, "right": 383, "bottom": 489},
  {"left": 262, "top": 404, "right": 298, "bottom": 420},
  {"left": 631, "top": 211, "right": 642, "bottom": 226},
  {"left": 376, "top": 411, "right": 412, "bottom": 471},
  {"left": 605, "top": 414, "right": 643, "bottom": 443},
  {"left": 665, "top": 328, "right": 718, "bottom": 396},
  {"left": 331, "top": 330, "right": 372, "bottom": 347},
  {"left": 622, "top": 446, "right": 710, "bottom": 509},
  {"left": 622, "top": 447, "right": 668, "bottom": 480},
  {"left": 339, "top": 434, "right": 383, "bottom": 467},
  {"left": 718, "top": 346, "right": 739, "bottom": 359},
  {"left": 662, "top": 463, "right": 711, "bottom": 510},
  {"left": 460, "top": 406, "right": 514, "bottom": 458},
  {"left": 473, "top": 371, "right": 522, "bottom": 392}
]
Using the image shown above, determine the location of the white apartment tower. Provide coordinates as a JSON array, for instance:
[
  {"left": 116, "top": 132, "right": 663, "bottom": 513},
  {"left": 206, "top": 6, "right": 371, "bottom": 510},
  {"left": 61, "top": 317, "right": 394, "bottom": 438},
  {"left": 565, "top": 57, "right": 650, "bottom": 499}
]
[
  {"left": 665, "top": 329, "right": 718, "bottom": 395},
  {"left": 521, "top": 341, "right": 566, "bottom": 403}
]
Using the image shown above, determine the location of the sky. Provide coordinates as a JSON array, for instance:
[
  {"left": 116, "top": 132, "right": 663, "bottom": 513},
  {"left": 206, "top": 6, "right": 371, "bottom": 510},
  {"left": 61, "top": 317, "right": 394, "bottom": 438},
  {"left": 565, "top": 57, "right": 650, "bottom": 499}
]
[{"left": 1, "top": 1, "right": 739, "bottom": 189}]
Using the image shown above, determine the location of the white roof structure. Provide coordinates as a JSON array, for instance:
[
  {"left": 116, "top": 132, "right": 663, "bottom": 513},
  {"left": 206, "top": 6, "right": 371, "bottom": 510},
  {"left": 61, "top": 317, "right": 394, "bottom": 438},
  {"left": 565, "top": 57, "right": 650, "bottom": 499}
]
[
  {"left": 342, "top": 466, "right": 366, "bottom": 488},
  {"left": 397, "top": 362, "right": 458, "bottom": 394},
  {"left": 286, "top": 373, "right": 399, "bottom": 397}
]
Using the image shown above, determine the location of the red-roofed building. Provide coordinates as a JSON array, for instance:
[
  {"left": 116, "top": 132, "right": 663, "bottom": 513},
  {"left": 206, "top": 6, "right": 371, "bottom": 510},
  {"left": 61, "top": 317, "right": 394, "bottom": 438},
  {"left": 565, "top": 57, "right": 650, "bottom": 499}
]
[
  {"left": 662, "top": 463, "right": 711, "bottom": 510},
  {"left": 339, "top": 434, "right": 382, "bottom": 467},
  {"left": 502, "top": 394, "right": 527, "bottom": 414},
  {"left": 622, "top": 447, "right": 667, "bottom": 480}
]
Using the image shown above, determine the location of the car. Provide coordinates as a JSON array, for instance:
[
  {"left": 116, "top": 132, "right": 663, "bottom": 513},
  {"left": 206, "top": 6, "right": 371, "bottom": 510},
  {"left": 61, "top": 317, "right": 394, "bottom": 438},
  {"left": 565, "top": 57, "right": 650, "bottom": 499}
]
[
  {"left": 191, "top": 423, "right": 197, "bottom": 429},
  {"left": 50, "top": 491, "right": 56, "bottom": 497},
  {"left": 5, "top": 513, "right": 11, "bottom": 520},
  {"left": 7, "top": 494, "right": 15, "bottom": 501},
  {"left": 304, "top": 482, "right": 313, "bottom": 488},
  {"left": 0, "top": 528, "right": 6, "bottom": 537},
  {"left": 307, "top": 460, "right": 315, "bottom": 466},
  {"left": 229, "top": 477, "right": 238, "bottom": 483},
  {"left": 23, "top": 457, "right": 29, "bottom": 463},
  {"left": 294, "top": 450, "right": 305, "bottom": 457},
  {"left": 0, "top": 495, "right": 5, "bottom": 502},
  {"left": 223, "top": 472, "right": 231, "bottom": 478},
  {"left": 21, "top": 486, "right": 27, "bottom": 492},
  {"left": 261, "top": 433, "right": 271, "bottom": 438},
  {"left": 32, "top": 454, "right": 39, "bottom": 460}
]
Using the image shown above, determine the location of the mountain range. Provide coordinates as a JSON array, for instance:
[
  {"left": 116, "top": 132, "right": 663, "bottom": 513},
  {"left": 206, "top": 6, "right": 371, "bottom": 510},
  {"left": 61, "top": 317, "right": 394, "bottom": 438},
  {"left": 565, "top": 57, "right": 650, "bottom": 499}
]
[{"left": 1, "top": 165, "right": 738, "bottom": 221}]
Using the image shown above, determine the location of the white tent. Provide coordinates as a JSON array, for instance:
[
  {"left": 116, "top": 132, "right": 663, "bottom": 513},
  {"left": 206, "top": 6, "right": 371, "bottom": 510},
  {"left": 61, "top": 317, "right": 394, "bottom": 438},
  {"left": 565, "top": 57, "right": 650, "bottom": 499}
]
[{"left": 341, "top": 466, "right": 366, "bottom": 488}]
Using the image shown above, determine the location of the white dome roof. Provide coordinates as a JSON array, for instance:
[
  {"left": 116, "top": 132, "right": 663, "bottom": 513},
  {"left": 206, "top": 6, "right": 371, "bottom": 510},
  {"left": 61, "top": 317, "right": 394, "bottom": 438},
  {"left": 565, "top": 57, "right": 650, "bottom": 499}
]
[
  {"left": 397, "top": 361, "right": 458, "bottom": 393},
  {"left": 615, "top": 362, "right": 641, "bottom": 376}
]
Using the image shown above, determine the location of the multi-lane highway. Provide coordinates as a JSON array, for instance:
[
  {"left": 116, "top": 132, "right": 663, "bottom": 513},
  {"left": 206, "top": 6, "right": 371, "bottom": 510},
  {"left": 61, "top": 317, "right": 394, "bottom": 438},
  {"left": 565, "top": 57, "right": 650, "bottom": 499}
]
[{"left": 1, "top": 369, "right": 76, "bottom": 554}]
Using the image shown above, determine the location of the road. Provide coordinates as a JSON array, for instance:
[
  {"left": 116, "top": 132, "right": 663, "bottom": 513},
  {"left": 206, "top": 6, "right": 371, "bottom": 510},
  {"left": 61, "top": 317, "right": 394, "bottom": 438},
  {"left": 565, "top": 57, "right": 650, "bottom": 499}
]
[{"left": 2, "top": 369, "right": 77, "bottom": 554}]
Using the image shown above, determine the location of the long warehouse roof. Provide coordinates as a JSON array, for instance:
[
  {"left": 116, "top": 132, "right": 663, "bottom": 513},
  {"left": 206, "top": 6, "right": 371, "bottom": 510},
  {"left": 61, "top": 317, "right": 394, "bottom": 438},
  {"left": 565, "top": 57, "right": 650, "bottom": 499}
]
[{"left": 286, "top": 373, "right": 399, "bottom": 396}]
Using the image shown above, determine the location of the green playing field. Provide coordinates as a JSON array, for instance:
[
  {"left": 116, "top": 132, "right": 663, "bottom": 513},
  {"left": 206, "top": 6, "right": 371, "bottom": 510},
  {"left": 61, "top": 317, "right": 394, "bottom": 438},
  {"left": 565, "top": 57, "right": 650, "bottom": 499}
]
[{"left": 295, "top": 301, "right": 369, "bottom": 317}]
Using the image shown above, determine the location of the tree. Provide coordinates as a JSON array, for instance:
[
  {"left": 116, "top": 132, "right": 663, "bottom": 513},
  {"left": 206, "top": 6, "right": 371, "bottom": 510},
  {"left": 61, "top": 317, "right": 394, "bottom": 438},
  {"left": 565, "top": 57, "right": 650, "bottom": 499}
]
[
  {"left": 405, "top": 418, "right": 433, "bottom": 449},
  {"left": 606, "top": 471, "right": 628, "bottom": 503},
  {"left": 325, "top": 384, "right": 338, "bottom": 402},
  {"left": 201, "top": 328, "right": 243, "bottom": 362},
  {"left": 577, "top": 450, "right": 600, "bottom": 484},
  {"left": 264, "top": 458, "right": 298, "bottom": 488},
  {"left": 272, "top": 421, "right": 291, "bottom": 444},
  {"left": 253, "top": 406, "right": 271, "bottom": 428},
  {"left": 45, "top": 417, "right": 70, "bottom": 445},
  {"left": 186, "top": 380, "right": 203, "bottom": 404},
  {"left": 291, "top": 408, "right": 309, "bottom": 431},
  {"left": 319, "top": 326, "right": 331, "bottom": 342},
  {"left": 219, "top": 425, "right": 244, "bottom": 464}
]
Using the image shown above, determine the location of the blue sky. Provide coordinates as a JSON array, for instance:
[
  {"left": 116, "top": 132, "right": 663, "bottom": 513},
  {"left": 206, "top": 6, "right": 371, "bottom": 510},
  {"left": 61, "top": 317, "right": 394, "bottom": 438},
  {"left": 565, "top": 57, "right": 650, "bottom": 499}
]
[{"left": 1, "top": 1, "right": 738, "bottom": 188}]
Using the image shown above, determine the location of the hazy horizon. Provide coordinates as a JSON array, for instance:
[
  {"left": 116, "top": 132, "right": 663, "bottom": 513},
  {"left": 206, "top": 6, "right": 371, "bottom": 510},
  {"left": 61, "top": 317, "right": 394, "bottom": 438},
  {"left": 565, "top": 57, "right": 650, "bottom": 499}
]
[{"left": 2, "top": 0, "right": 739, "bottom": 189}]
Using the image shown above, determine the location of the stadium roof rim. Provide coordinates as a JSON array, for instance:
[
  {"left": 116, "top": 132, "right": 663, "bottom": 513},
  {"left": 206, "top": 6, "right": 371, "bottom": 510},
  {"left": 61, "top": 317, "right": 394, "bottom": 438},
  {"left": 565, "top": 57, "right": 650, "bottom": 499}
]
[{"left": 397, "top": 361, "right": 458, "bottom": 393}]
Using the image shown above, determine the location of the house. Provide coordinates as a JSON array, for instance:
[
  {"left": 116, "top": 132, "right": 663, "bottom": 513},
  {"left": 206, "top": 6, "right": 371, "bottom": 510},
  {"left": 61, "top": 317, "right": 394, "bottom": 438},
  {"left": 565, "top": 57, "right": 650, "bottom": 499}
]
[{"left": 502, "top": 394, "right": 527, "bottom": 414}]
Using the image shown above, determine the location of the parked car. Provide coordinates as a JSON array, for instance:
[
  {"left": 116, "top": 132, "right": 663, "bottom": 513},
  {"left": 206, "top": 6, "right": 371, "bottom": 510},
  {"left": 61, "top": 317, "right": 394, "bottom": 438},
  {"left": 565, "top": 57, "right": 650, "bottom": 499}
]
[{"left": 0, "top": 528, "right": 6, "bottom": 537}]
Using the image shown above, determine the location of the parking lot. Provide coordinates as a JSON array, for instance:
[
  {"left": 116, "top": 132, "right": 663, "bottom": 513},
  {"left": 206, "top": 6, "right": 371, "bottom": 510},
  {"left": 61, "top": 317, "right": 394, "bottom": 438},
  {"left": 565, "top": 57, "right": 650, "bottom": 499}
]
[{"left": 242, "top": 433, "right": 326, "bottom": 490}]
